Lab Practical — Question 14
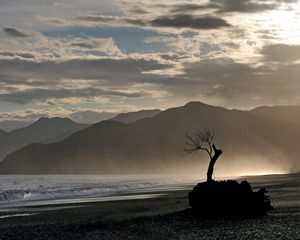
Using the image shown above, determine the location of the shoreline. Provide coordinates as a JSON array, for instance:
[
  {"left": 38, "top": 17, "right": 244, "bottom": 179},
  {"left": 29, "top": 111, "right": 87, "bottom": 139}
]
[
  {"left": 0, "top": 172, "right": 294, "bottom": 210},
  {"left": 0, "top": 188, "right": 191, "bottom": 226},
  {"left": 0, "top": 173, "right": 299, "bottom": 239}
]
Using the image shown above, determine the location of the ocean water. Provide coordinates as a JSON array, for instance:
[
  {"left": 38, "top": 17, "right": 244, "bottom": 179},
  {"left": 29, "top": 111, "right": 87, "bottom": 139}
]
[
  {"left": 1, "top": 173, "right": 299, "bottom": 217},
  {"left": 0, "top": 175, "right": 199, "bottom": 208},
  {"left": 0, "top": 173, "right": 299, "bottom": 239}
]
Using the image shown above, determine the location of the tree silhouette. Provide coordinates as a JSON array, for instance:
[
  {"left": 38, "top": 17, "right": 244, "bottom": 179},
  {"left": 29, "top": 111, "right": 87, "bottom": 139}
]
[{"left": 185, "top": 129, "right": 222, "bottom": 181}]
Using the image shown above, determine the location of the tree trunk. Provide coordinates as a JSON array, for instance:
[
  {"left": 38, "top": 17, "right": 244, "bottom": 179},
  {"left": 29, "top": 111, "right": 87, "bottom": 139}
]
[{"left": 207, "top": 144, "right": 222, "bottom": 182}]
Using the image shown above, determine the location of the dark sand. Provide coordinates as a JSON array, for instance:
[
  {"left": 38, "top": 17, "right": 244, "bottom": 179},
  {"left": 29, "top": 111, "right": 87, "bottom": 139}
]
[{"left": 0, "top": 173, "right": 299, "bottom": 240}]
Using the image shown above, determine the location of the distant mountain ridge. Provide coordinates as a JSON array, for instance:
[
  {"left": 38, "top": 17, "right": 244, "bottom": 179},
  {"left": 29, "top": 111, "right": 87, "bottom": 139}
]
[
  {"left": 0, "top": 117, "right": 88, "bottom": 161},
  {"left": 1, "top": 101, "right": 299, "bottom": 175},
  {"left": 0, "top": 129, "right": 7, "bottom": 137},
  {"left": 251, "top": 105, "right": 300, "bottom": 124},
  {"left": 110, "top": 109, "right": 161, "bottom": 124},
  {"left": 0, "top": 109, "right": 162, "bottom": 161}
]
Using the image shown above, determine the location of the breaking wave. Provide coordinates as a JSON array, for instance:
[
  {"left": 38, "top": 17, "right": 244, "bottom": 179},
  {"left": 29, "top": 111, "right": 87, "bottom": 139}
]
[{"left": 0, "top": 175, "right": 197, "bottom": 206}]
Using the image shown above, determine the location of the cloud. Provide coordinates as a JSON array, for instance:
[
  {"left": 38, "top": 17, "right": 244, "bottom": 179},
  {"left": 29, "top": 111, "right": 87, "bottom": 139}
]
[
  {"left": 2, "top": 26, "right": 123, "bottom": 58},
  {"left": 144, "top": 34, "right": 222, "bottom": 55},
  {"left": 170, "top": 3, "right": 210, "bottom": 14},
  {"left": 68, "top": 37, "right": 123, "bottom": 56},
  {"left": 151, "top": 15, "right": 231, "bottom": 29},
  {"left": 2, "top": 50, "right": 300, "bottom": 108},
  {"left": 208, "top": 0, "right": 277, "bottom": 13},
  {"left": 0, "top": 56, "right": 171, "bottom": 83},
  {"left": 69, "top": 14, "right": 232, "bottom": 31},
  {"left": 0, "top": 54, "right": 176, "bottom": 104},
  {"left": 167, "top": 56, "right": 300, "bottom": 107},
  {"left": 261, "top": 44, "right": 300, "bottom": 63},
  {"left": 145, "top": 35, "right": 201, "bottom": 55},
  {"left": 0, "top": 87, "right": 156, "bottom": 104},
  {"left": 73, "top": 15, "right": 146, "bottom": 27},
  {"left": 169, "top": 0, "right": 296, "bottom": 14},
  {"left": 0, "top": 51, "right": 36, "bottom": 59},
  {"left": 2, "top": 0, "right": 300, "bottom": 113},
  {"left": 115, "top": 0, "right": 284, "bottom": 19},
  {"left": 3, "top": 27, "right": 30, "bottom": 37},
  {"left": 181, "top": 57, "right": 256, "bottom": 82}
]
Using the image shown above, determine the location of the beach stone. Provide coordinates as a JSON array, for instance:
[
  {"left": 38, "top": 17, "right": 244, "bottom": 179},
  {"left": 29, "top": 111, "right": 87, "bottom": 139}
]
[{"left": 188, "top": 180, "right": 273, "bottom": 217}]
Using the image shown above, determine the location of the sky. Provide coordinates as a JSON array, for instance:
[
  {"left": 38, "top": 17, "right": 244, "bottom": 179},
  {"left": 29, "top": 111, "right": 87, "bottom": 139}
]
[{"left": 1, "top": 0, "right": 300, "bottom": 130}]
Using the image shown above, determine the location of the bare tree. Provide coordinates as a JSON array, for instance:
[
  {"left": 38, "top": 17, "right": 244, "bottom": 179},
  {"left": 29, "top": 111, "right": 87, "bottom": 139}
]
[{"left": 185, "top": 129, "right": 222, "bottom": 182}]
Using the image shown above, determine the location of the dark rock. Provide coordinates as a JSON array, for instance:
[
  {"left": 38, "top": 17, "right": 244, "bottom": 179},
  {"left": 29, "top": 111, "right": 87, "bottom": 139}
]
[{"left": 188, "top": 180, "right": 273, "bottom": 217}]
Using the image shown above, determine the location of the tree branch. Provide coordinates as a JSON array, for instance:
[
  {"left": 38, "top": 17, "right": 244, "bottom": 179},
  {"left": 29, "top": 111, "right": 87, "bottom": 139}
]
[{"left": 184, "top": 130, "right": 215, "bottom": 159}]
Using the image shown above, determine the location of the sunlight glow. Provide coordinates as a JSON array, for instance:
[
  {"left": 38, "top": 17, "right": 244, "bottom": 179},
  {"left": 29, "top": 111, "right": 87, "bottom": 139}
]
[
  {"left": 237, "top": 170, "right": 287, "bottom": 177},
  {"left": 257, "top": 8, "right": 300, "bottom": 44}
]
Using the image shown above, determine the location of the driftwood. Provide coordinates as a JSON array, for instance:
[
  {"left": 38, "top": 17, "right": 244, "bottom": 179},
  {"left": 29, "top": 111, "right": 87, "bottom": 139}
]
[{"left": 188, "top": 180, "right": 273, "bottom": 216}]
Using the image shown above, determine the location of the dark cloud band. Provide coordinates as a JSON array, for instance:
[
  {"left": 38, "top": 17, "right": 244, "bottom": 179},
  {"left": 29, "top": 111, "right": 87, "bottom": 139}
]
[
  {"left": 3, "top": 27, "right": 30, "bottom": 37},
  {"left": 76, "top": 14, "right": 231, "bottom": 30}
]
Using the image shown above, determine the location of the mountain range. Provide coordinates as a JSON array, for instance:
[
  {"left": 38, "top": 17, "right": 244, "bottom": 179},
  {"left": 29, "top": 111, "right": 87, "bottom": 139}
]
[
  {"left": 110, "top": 109, "right": 161, "bottom": 124},
  {"left": 0, "top": 117, "right": 88, "bottom": 161},
  {"left": 251, "top": 105, "right": 300, "bottom": 124},
  {"left": 0, "top": 129, "right": 7, "bottom": 137},
  {"left": 0, "top": 102, "right": 299, "bottom": 175},
  {"left": 0, "top": 109, "right": 161, "bottom": 161}
]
